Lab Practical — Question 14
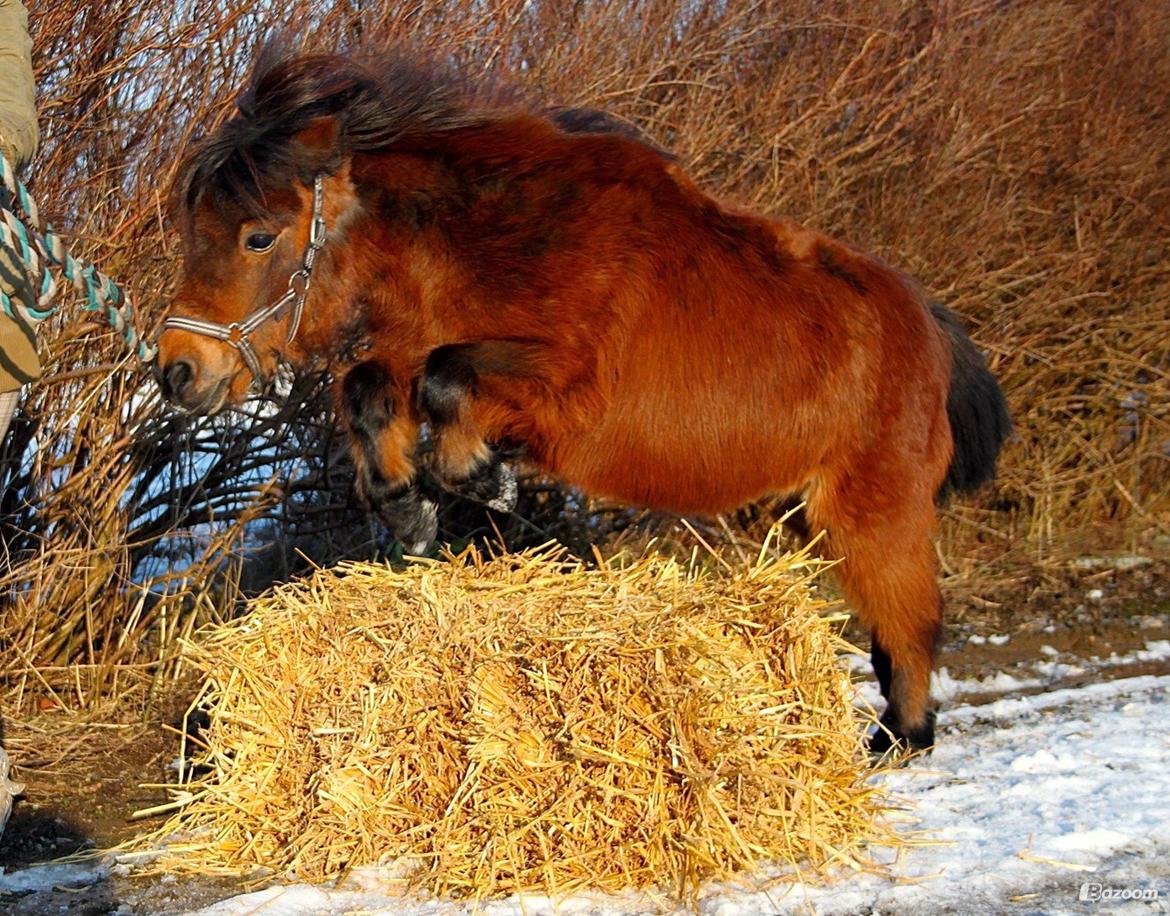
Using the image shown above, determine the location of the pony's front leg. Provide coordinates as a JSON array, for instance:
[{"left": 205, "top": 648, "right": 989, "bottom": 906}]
[
  {"left": 416, "top": 342, "right": 531, "bottom": 513},
  {"left": 340, "top": 360, "right": 438, "bottom": 553}
]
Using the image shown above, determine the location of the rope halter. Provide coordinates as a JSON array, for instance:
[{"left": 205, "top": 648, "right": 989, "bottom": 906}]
[
  {"left": 0, "top": 150, "right": 156, "bottom": 363},
  {"left": 161, "top": 175, "right": 328, "bottom": 386}
]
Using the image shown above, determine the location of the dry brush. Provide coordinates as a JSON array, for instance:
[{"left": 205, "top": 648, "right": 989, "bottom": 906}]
[{"left": 1, "top": 0, "right": 1166, "bottom": 711}]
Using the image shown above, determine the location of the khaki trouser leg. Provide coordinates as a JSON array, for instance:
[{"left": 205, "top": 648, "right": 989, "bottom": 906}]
[{"left": 0, "top": 388, "right": 18, "bottom": 442}]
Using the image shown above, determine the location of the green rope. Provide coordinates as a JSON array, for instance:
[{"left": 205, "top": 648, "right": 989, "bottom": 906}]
[{"left": 0, "top": 149, "right": 156, "bottom": 363}]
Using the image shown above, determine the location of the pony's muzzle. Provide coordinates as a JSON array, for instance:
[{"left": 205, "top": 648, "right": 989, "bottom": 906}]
[
  {"left": 156, "top": 359, "right": 195, "bottom": 403},
  {"left": 155, "top": 323, "right": 244, "bottom": 415},
  {"left": 154, "top": 348, "right": 234, "bottom": 415}
]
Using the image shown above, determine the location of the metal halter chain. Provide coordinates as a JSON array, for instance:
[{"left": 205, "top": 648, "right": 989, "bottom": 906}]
[{"left": 161, "top": 175, "right": 328, "bottom": 386}]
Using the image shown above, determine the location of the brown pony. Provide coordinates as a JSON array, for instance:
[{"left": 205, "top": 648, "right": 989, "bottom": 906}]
[{"left": 156, "top": 49, "right": 1010, "bottom": 755}]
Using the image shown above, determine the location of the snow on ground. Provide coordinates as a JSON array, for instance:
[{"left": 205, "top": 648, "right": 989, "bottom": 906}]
[
  {"left": 4, "top": 657, "right": 1167, "bottom": 914},
  {"left": 0, "top": 859, "right": 107, "bottom": 895}
]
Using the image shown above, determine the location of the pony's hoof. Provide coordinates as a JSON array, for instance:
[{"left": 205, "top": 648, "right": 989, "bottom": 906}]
[
  {"left": 867, "top": 708, "right": 936, "bottom": 763},
  {"left": 377, "top": 491, "right": 438, "bottom": 552},
  {"left": 484, "top": 462, "right": 518, "bottom": 513},
  {"left": 444, "top": 456, "right": 518, "bottom": 512},
  {"left": 402, "top": 498, "right": 439, "bottom": 553}
]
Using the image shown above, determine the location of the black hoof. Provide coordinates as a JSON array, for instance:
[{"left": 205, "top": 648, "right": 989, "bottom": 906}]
[
  {"left": 868, "top": 708, "right": 936, "bottom": 762},
  {"left": 444, "top": 455, "right": 518, "bottom": 513},
  {"left": 371, "top": 484, "right": 439, "bottom": 553}
]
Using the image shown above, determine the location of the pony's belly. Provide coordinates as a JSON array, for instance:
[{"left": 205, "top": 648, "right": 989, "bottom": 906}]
[
  {"left": 597, "top": 476, "right": 769, "bottom": 516},
  {"left": 555, "top": 433, "right": 805, "bottom": 516}
]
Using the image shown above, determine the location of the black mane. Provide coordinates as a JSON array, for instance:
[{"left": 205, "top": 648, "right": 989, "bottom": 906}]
[
  {"left": 177, "top": 46, "right": 480, "bottom": 216},
  {"left": 177, "top": 46, "right": 671, "bottom": 217},
  {"left": 548, "top": 107, "right": 676, "bottom": 161}
]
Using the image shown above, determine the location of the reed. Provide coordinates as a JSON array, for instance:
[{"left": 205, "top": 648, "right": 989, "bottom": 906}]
[{"left": 2, "top": 0, "right": 1166, "bottom": 712}]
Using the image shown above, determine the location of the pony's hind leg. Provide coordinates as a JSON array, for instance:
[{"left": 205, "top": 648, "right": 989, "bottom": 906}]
[
  {"left": 340, "top": 361, "right": 437, "bottom": 552},
  {"left": 416, "top": 342, "right": 531, "bottom": 513},
  {"left": 852, "top": 534, "right": 941, "bottom": 754},
  {"left": 809, "top": 481, "right": 942, "bottom": 755},
  {"left": 867, "top": 632, "right": 937, "bottom": 755}
]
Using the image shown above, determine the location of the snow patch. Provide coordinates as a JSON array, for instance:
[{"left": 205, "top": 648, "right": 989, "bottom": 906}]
[{"left": 0, "top": 860, "right": 107, "bottom": 893}]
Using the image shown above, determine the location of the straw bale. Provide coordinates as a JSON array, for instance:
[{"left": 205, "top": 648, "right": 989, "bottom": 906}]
[{"left": 136, "top": 540, "right": 892, "bottom": 899}]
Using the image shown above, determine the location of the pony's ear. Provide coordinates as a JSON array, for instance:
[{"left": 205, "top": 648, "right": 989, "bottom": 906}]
[{"left": 291, "top": 116, "right": 343, "bottom": 174}]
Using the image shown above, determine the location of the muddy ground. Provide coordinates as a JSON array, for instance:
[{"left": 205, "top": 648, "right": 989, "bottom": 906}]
[{"left": 1, "top": 554, "right": 1168, "bottom": 914}]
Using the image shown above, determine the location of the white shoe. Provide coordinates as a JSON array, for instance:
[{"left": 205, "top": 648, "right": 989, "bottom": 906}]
[{"left": 0, "top": 745, "right": 24, "bottom": 837}]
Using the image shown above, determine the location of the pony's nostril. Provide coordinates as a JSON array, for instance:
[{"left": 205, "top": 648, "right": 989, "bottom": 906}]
[{"left": 162, "top": 360, "right": 196, "bottom": 400}]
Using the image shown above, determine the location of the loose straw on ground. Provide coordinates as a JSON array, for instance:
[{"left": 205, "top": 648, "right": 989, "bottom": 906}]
[{"left": 131, "top": 536, "right": 896, "bottom": 900}]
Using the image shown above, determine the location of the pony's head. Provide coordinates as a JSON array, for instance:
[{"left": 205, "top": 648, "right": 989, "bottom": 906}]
[{"left": 156, "top": 47, "right": 473, "bottom": 413}]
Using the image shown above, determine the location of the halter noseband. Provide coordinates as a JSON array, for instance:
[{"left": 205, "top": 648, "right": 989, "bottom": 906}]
[{"left": 161, "top": 175, "right": 328, "bottom": 386}]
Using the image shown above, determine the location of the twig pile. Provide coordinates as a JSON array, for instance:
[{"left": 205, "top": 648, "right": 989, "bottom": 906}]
[{"left": 138, "top": 540, "right": 890, "bottom": 899}]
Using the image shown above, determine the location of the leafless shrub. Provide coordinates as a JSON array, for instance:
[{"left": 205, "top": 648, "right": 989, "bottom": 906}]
[{"left": 2, "top": 0, "right": 1166, "bottom": 712}]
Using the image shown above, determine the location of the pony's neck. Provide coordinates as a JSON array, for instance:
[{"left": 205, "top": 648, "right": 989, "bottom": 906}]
[
  {"left": 323, "top": 115, "right": 699, "bottom": 371},
  {"left": 347, "top": 116, "right": 651, "bottom": 289},
  {"left": 399, "top": 115, "right": 674, "bottom": 234}
]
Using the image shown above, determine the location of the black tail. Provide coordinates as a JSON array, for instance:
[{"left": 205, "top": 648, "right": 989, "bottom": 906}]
[{"left": 931, "top": 302, "right": 1011, "bottom": 501}]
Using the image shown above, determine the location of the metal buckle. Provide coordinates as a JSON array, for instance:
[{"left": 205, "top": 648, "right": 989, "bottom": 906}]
[
  {"left": 288, "top": 269, "right": 311, "bottom": 296},
  {"left": 310, "top": 215, "right": 327, "bottom": 247}
]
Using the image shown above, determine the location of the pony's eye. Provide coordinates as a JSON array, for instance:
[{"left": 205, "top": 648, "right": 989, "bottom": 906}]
[{"left": 245, "top": 232, "right": 277, "bottom": 253}]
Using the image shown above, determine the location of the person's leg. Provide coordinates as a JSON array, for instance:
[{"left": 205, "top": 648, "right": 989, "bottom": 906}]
[
  {"left": 0, "top": 387, "right": 21, "bottom": 838},
  {"left": 0, "top": 743, "right": 23, "bottom": 837},
  {"left": 0, "top": 388, "right": 19, "bottom": 442}
]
